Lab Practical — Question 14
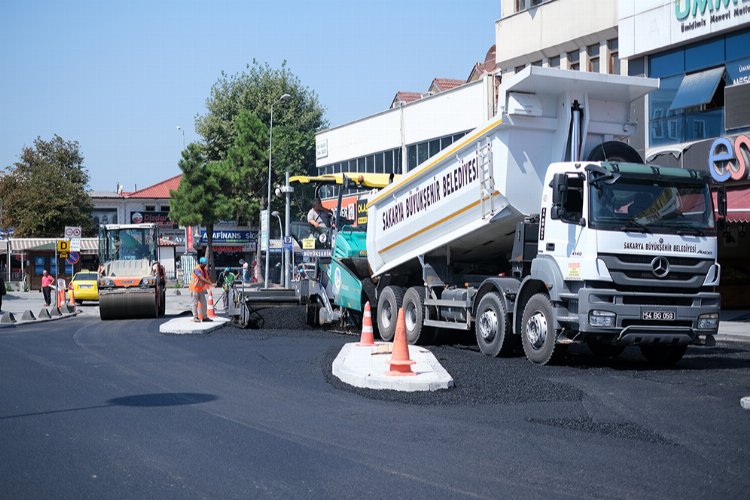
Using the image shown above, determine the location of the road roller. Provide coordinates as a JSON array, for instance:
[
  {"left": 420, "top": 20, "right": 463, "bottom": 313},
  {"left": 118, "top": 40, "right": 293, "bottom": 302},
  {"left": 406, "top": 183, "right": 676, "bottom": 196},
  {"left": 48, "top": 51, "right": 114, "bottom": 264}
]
[{"left": 97, "top": 223, "right": 166, "bottom": 320}]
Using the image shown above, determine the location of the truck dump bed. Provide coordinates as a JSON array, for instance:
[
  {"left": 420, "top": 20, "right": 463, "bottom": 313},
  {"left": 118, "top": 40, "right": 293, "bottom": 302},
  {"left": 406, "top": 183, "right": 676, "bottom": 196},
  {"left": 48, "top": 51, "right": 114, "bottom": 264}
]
[{"left": 366, "top": 67, "right": 657, "bottom": 276}]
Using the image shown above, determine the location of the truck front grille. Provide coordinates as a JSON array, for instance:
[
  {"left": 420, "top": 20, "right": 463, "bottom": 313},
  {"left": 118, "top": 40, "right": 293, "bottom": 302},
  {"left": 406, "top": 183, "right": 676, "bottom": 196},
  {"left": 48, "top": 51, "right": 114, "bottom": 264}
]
[{"left": 598, "top": 253, "right": 713, "bottom": 290}]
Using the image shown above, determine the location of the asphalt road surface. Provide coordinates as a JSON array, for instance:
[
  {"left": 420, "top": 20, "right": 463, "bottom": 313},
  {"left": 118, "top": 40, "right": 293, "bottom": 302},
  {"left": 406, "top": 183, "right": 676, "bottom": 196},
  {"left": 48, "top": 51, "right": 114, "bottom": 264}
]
[{"left": 1, "top": 314, "right": 749, "bottom": 499}]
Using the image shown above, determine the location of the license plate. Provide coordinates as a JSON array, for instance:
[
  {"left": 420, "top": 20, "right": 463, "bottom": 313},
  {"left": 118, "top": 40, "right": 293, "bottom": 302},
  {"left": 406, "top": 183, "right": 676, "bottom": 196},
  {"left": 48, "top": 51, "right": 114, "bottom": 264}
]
[
  {"left": 642, "top": 310, "right": 675, "bottom": 321},
  {"left": 79, "top": 284, "right": 92, "bottom": 289}
]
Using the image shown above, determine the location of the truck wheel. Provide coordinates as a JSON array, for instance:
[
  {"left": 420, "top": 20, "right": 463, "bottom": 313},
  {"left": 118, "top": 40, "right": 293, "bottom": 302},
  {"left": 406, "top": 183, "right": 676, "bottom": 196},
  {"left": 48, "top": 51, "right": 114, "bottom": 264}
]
[
  {"left": 402, "top": 287, "right": 435, "bottom": 345},
  {"left": 639, "top": 344, "right": 688, "bottom": 365},
  {"left": 587, "top": 141, "right": 643, "bottom": 163},
  {"left": 521, "top": 294, "right": 558, "bottom": 365},
  {"left": 587, "top": 339, "right": 625, "bottom": 358},
  {"left": 475, "top": 292, "right": 513, "bottom": 357},
  {"left": 377, "top": 286, "right": 404, "bottom": 342}
]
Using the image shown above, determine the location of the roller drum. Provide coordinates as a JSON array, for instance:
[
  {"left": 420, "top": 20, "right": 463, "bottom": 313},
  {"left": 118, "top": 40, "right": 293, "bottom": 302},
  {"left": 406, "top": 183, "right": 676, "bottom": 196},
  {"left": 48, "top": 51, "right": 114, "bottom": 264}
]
[{"left": 99, "top": 290, "right": 158, "bottom": 320}]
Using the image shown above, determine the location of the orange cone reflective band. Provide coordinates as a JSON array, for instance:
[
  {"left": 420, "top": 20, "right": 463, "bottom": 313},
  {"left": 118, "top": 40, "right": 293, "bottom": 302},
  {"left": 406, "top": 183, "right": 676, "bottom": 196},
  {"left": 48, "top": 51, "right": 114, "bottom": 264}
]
[
  {"left": 387, "top": 308, "right": 416, "bottom": 376},
  {"left": 357, "top": 301, "right": 375, "bottom": 346},
  {"left": 207, "top": 290, "right": 217, "bottom": 318}
]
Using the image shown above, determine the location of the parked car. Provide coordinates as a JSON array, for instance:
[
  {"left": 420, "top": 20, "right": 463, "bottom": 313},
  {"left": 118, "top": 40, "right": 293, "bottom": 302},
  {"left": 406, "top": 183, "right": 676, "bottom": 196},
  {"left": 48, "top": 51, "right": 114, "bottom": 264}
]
[{"left": 67, "top": 271, "right": 99, "bottom": 304}]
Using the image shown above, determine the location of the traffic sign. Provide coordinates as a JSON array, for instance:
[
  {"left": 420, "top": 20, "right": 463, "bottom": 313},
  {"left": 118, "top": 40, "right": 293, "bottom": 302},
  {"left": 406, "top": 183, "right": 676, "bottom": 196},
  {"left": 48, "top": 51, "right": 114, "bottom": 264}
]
[
  {"left": 283, "top": 236, "right": 293, "bottom": 251},
  {"left": 65, "top": 226, "right": 82, "bottom": 251},
  {"left": 64, "top": 226, "right": 82, "bottom": 238},
  {"left": 59, "top": 252, "right": 68, "bottom": 259},
  {"left": 66, "top": 252, "right": 80, "bottom": 265},
  {"left": 57, "top": 240, "right": 70, "bottom": 253}
]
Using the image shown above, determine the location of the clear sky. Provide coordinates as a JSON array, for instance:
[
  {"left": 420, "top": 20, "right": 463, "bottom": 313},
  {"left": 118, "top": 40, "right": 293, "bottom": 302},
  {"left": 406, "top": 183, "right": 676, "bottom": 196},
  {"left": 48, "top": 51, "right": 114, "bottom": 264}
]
[{"left": 0, "top": 0, "right": 498, "bottom": 191}]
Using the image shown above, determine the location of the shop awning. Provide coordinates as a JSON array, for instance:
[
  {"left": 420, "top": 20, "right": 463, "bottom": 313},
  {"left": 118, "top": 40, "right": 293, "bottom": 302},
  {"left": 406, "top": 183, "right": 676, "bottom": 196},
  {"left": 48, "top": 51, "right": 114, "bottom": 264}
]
[
  {"left": 713, "top": 186, "right": 750, "bottom": 223},
  {"left": 669, "top": 67, "right": 724, "bottom": 111},
  {"left": 8, "top": 238, "right": 99, "bottom": 254}
]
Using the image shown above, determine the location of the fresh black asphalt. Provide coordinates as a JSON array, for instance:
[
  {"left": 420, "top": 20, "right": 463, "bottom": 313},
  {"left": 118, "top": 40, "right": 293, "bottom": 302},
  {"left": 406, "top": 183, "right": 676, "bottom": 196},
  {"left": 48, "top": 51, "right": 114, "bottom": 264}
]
[{"left": 1, "top": 312, "right": 749, "bottom": 499}]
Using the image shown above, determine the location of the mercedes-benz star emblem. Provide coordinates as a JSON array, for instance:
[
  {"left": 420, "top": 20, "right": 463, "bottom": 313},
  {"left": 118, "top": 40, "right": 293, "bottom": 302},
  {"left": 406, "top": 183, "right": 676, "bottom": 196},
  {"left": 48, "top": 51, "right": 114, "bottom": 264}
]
[{"left": 651, "top": 256, "right": 670, "bottom": 278}]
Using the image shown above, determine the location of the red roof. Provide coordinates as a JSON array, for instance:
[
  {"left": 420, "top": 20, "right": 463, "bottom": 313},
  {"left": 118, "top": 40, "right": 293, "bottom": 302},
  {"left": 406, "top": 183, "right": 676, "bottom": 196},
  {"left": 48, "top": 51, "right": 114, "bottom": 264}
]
[
  {"left": 712, "top": 186, "right": 750, "bottom": 223},
  {"left": 430, "top": 78, "right": 464, "bottom": 92},
  {"left": 391, "top": 91, "right": 422, "bottom": 108},
  {"left": 125, "top": 174, "right": 183, "bottom": 199}
]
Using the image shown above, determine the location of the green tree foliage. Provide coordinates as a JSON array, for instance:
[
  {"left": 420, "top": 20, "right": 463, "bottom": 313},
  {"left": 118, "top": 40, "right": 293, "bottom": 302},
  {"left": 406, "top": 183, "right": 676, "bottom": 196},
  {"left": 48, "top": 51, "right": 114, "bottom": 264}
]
[
  {"left": 224, "top": 110, "right": 269, "bottom": 223},
  {"left": 169, "top": 143, "right": 233, "bottom": 279},
  {"left": 195, "top": 60, "right": 327, "bottom": 218},
  {"left": 0, "top": 135, "right": 94, "bottom": 237}
]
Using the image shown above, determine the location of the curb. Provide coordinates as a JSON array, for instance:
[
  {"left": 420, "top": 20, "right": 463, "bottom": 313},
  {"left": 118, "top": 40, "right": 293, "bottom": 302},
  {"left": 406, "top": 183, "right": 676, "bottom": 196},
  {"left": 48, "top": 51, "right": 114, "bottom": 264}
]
[
  {"left": 716, "top": 334, "right": 750, "bottom": 344},
  {"left": 159, "top": 317, "right": 230, "bottom": 335},
  {"left": 0, "top": 309, "right": 81, "bottom": 329},
  {"left": 332, "top": 342, "right": 454, "bottom": 392}
]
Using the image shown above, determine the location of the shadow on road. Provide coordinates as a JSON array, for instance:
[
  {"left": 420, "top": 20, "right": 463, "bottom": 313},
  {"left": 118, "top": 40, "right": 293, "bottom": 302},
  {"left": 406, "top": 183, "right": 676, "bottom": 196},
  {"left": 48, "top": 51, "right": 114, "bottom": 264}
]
[{"left": 0, "top": 392, "right": 217, "bottom": 420}]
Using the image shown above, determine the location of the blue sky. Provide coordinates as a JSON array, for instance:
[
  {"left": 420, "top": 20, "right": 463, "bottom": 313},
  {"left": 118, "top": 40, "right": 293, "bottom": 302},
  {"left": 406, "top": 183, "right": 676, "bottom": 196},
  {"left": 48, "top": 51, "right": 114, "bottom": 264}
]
[{"left": 0, "top": 1, "right": 498, "bottom": 191}]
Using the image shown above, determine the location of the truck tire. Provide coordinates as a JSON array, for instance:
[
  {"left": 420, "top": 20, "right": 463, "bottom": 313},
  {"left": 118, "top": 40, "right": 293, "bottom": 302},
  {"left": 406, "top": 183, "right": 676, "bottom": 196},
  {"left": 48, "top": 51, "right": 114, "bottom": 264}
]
[
  {"left": 587, "top": 141, "right": 643, "bottom": 163},
  {"left": 377, "top": 286, "right": 404, "bottom": 342},
  {"left": 587, "top": 339, "right": 625, "bottom": 358},
  {"left": 159, "top": 290, "right": 166, "bottom": 316},
  {"left": 521, "top": 293, "right": 558, "bottom": 365},
  {"left": 639, "top": 344, "right": 688, "bottom": 365},
  {"left": 402, "top": 287, "right": 436, "bottom": 345},
  {"left": 475, "top": 292, "right": 513, "bottom": 357}
]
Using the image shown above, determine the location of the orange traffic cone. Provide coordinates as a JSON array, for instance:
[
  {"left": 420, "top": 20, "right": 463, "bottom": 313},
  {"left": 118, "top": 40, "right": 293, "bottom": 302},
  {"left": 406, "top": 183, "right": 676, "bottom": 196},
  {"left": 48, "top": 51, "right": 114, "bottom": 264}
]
[
  {"left": 57, "top": 288, "right": 65, "bottom": 308},
  {"left": 356, "top": 302, "right": 375, "bottom": 346},
  {"left": 386, "top": 308, "right": 416, "bottom": 376},
  {"left": 197, "top": 301, "right": 204, "bottom": 321},
  {"left": 68, "top": 288, "right": 76, "bottom": 311},
  {"left": 207, "top": 290, "right": 217, "bottom": 318}
]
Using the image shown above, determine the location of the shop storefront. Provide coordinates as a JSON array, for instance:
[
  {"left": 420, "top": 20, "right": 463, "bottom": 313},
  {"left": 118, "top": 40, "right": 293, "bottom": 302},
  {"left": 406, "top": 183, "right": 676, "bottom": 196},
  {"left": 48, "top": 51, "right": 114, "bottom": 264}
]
[
  {"left": 196, "top": 228, "right": 257, "bottom": 272},
  {"left": 619, "top": 1, "right": 750, "bottom": 308}
]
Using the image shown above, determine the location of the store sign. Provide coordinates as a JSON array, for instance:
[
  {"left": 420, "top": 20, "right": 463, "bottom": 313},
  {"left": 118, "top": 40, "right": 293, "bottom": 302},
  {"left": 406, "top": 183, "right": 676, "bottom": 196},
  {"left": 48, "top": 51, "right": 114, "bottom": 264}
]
[
  {"left": 708, "top": 134, "right": 750, "bottom": 182},
  {"left": 199, "top": 230, "right": 257, "bottom": 245},
  {"left": 130, "top": 211, "right": 176, "bottom": 228},
  {"left": 620, "top": 0, "right": 750, "bottom": 58},
  {"left": 727, "top": 57, "right": 750, "bottom": 85},
  {"left": 316, "top": 138, "right": 328, "bottom": 159}
]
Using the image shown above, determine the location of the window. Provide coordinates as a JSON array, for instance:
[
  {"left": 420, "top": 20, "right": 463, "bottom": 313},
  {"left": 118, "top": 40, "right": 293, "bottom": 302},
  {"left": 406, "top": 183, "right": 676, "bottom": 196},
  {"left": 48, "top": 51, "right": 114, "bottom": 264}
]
[
  {"left": 587, "top": 44, "right": 600, "bottom": 73},
  {"left": 515, "top": 65, "right": 525, "bottom": 74},
  {"left": 531, "top": 60, "right": 542, "bottom": 67},
  {"left": 417, "top": 143, "right": 428, "bottom": 165},
  {"left": 548, "top": 55, "right": 560, "bottom": 68},
  {"left": 160, "top": 206, "right": 169, "bottom": 212},
  {"left": 145, "top": 205, "right": 155, "bottom": 211},
  {"left": 567, "top": 50, "right": 580, "bottom": 71},
  {"left": 608, "top": 39, "right": 620, "bottom": 75},
  {"left": 407, "top": 145, "right": 417, "bottom": 170},
  {"left": 366, "top": 155, "right": 375, "bottom": 173},
  {"left": 428, "top": 139, "right": 441, "bottom": 157},
  {"left": 384, "top": 150, "right": 394, "bottom": 173},
  {"left": 514, "top": 0, "right": 525, "bottom": 12},
  {"left": 375, "top": 152, "right": 384, "bottom": 173},
  {"left": 441, "top": 135, "right": 453, "bottom": 149}
]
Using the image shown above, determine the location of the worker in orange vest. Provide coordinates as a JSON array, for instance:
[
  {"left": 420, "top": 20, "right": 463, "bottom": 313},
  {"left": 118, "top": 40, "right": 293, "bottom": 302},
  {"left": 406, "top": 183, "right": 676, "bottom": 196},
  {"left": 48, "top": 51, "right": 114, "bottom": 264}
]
[{"left": 190, "top": 257, "right": 215, "bottom": 322}]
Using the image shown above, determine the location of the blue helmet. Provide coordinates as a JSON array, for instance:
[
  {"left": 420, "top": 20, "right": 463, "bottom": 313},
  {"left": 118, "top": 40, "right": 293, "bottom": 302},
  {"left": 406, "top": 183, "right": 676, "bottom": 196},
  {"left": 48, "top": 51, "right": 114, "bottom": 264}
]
[
  {"left": 199, "top": 257, "right": 207, "bottom": 264},
  {"left": 225, "top": 267, "right": 230, "bottom": 272}
]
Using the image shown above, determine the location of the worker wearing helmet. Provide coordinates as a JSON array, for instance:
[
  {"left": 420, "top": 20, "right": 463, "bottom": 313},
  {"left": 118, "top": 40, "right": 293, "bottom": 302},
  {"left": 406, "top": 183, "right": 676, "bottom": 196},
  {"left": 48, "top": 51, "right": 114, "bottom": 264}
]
[
  {"left": 219, "top": 267, "right": 236, "bottom": 309},
  {"left": 190, "top": 257, "right": 214, "bottom": 322}
]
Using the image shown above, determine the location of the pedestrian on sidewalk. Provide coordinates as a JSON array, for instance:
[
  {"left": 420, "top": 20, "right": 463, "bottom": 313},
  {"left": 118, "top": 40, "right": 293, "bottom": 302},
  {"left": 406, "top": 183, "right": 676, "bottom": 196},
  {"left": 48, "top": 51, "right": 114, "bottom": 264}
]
[
  {"left": 190, "top": 257, "right": 215, "bottom": 323},
  {"left": 0, "top": 270, "right": 6, "bottom": 312},
  {"left": 41, "top": 270, "right": 54, "bottom": 306}
]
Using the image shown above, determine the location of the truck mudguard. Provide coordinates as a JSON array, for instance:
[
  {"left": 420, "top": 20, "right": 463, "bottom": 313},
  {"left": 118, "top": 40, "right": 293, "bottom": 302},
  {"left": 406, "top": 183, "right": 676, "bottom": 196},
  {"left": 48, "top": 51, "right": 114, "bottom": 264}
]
[{"left": 474, "top": 277, "right": 520, "bottom": 316}]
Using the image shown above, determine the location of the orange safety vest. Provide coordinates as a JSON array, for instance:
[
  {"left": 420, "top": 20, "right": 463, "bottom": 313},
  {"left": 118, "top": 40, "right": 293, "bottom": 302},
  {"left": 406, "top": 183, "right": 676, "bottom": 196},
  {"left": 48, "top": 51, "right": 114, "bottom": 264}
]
[{"left": 190, "top": 265, "right": 209, "bottom": 292}]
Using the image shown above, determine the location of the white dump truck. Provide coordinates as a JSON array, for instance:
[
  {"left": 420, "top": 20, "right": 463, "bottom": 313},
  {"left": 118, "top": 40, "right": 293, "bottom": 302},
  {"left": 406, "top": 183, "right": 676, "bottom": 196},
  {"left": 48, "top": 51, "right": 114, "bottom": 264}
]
[{"left": 367, "top": 67, "right": 723, "bottom": 365}]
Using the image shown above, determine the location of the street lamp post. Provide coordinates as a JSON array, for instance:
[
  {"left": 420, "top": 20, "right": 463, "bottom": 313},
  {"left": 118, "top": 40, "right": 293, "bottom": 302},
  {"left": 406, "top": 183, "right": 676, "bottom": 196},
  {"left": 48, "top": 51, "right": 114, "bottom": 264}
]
[
  {"left": 271, "top": 211, "right": 284, "bottom": 286},
  {"left": 176, "top": 126, "right": 185, "bottom": 148},
  {"left": 264, "top": 93, "right": 291, "bottom": 288}
]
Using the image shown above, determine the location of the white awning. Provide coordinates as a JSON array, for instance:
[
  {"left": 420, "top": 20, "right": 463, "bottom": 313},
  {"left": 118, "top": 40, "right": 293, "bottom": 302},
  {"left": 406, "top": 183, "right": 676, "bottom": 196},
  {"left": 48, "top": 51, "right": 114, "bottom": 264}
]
[{"left": 8, "top": 238, "right": 99, "bottom": 253}]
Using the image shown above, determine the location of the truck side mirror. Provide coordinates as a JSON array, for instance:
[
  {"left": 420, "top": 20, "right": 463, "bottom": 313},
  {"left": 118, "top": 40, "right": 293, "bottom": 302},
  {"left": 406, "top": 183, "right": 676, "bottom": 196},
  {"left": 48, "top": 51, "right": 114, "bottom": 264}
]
[
  {"left": 717, "top": 186, "right": 727, "bottom": 217},
  {"left": 550, "top": 173, "right": 568, "bottom": 220}
]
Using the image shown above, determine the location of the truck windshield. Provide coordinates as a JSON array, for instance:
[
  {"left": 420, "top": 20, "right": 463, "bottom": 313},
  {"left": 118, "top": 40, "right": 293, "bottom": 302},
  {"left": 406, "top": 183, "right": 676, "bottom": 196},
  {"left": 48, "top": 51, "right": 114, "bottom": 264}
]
[
  {"left": 107, "top": 229, "right": 155, "bottom": 260},
  {"left": 589, "top": 178, "right": 715, "bottom": 235}
]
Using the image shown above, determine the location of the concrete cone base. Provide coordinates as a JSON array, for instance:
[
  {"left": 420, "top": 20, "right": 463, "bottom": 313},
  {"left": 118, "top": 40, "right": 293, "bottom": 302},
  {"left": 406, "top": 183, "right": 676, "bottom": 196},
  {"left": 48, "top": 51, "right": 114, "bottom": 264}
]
[{"left": 332, "top": 342, "right": 453, "bottom": 392}]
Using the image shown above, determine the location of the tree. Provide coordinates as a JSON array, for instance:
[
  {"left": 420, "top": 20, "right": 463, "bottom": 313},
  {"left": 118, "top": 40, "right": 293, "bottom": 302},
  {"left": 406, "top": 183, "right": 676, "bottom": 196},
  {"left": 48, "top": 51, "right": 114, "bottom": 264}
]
[
  {"left": 224, "top": 110, "right": 268, "bottom": 224},
  {"left": 195, "top": 60, "right": 327, "bottom": 218},
  {"left": 0, "top": 135, "right": 94, "bottom": 237},
  {"left": 168, "top": 143, "right": 233, "bottom": 280}
]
